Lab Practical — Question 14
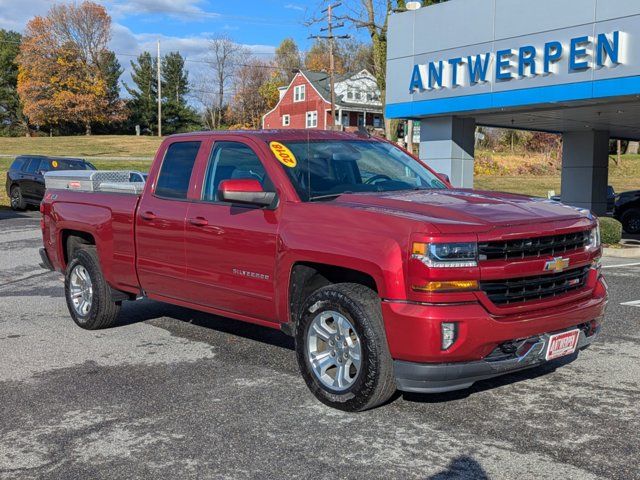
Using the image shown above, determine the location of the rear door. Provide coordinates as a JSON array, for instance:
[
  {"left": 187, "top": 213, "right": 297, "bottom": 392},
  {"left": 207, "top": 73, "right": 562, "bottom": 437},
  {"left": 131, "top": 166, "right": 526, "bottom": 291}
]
[
  {"left": 20, "top": 158, "right": 41, "bottom": 200},
  {"left": 136, "top": 140, "right": 205, "bottom": 299},
  {"left": 183, "top": 139, "right": 280, "bottom": 321}
]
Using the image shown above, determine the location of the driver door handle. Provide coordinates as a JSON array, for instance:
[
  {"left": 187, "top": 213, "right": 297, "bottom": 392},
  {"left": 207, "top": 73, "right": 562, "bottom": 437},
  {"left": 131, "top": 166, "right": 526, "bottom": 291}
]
[
  {"left": 188, "top": 217, "right": 209, "bottom": 227},
  {"left": 140, "top": 211, "right": 157, "bottom": 221}
]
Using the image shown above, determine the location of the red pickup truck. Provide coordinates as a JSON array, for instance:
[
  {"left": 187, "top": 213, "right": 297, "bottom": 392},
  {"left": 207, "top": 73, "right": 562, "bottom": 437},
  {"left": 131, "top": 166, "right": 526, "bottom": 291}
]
[{"left": 40, "top": 130, "right": 607, "bottom": 411}]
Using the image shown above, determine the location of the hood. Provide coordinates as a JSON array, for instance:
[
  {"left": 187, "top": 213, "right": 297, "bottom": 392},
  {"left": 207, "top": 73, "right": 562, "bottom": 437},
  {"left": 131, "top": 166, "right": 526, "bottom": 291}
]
[{"left": 333, "top": 189, "right": 591, "bottom": 233}]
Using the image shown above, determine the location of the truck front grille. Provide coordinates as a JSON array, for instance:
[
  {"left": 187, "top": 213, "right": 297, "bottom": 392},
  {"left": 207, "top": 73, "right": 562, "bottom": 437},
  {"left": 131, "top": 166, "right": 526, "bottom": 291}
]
[
  {"left": 479, "top": 266, "right": 590, "bottom": 305},
  {"left": 478, "top": 230, "right": 591, "bottom": 261}
]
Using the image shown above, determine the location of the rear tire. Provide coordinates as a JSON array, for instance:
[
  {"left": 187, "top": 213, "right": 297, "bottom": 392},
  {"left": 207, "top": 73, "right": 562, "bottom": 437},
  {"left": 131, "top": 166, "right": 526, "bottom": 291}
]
[
  {"left": 295, "top": 283, "right": 396, "bottom": 412},
  {"left": 64, "top": 247, "right": 121, "bottom": 330},
  {"left": 10, "top": 185, "right": 26, "bottom": 211},
  {"left": 621, "top": 208, "right": 640, "bottom": 234}
]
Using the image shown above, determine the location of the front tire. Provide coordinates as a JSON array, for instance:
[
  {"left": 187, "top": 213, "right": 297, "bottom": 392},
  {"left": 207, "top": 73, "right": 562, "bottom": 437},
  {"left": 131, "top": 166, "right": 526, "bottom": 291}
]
[
  {"left": 10, "top": 185, "right": 26, "bottom": 211},
  {"left": 64, "top": 247, "right": 121, "bottom": 329},
  {"left": 621, "top": 208, "right": 640, "bottom": 234},
  {"left": 295, "top": 283, "right": 396, "bottom": 412}
]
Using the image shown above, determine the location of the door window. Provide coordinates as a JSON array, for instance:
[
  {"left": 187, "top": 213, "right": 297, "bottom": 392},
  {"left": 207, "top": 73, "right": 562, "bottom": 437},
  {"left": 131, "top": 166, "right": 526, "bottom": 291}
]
[
  {"left": 202, "top": 142, "right": 272, "bottom": 202},
  {"left": 155, "top": 141, "right": 201, "bottom": 199}
]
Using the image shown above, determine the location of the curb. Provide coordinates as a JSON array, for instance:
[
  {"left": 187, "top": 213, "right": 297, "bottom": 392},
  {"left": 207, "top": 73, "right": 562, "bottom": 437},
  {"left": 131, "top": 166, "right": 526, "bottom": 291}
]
[{"left": 603, "top": 246, "right": 640, "bottom": 258}]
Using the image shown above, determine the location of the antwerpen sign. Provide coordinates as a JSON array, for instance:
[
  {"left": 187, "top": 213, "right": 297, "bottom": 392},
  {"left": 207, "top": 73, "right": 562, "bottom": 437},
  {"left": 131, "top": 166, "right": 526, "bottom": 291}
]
[{"left": 409, "top": 31, "right": 623, "bottom": 93}]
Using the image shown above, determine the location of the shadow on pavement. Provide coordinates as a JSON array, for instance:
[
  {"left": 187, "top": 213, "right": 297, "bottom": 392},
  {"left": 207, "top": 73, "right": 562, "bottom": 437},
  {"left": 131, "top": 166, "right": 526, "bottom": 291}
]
[
  {"left": 116, "top": 298, "right": 294, "bottom": 351},
  {"left": 427, "top": 455, "right": 490, "bottom": 480},
  {"left": 0, "top": 207, "right": 37, "bottom": 220}
]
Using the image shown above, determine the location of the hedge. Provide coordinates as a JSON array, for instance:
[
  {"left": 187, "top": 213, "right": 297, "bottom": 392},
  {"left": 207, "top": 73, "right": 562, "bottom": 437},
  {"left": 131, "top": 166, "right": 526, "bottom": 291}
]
[{"left": 600, "top": 217, "right": 623, "bottom": 245}]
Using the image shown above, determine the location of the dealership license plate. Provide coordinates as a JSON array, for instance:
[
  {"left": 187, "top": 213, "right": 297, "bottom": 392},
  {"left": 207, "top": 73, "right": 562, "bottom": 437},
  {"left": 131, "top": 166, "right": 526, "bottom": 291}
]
[{"left": 545, "top": 329, "right": 581, "bottom": 361}]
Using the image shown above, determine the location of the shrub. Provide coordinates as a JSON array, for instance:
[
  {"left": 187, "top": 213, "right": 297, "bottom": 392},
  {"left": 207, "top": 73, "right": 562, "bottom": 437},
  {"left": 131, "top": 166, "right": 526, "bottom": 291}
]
[{"left": 599, "top": 217, "right": 623, "bottom": 245}]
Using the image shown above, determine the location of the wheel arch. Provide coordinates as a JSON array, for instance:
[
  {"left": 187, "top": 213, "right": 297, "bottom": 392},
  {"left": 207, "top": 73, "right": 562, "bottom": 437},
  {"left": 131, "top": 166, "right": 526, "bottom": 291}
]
[{"left": 283, "top": 261, "right": 381, "bottom": 336}]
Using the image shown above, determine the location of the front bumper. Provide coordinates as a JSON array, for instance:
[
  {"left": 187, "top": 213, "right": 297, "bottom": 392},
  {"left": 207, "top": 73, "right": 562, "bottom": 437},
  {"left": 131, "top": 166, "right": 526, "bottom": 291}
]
[{"left": 394, "top": 324, "right": 600, "bottom": 393}]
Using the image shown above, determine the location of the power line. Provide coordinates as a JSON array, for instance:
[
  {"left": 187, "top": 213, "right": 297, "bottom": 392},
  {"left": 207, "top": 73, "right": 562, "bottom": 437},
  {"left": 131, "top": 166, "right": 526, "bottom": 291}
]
[{"left": 309, "top": 2, "right": 350, "bottom": 129}]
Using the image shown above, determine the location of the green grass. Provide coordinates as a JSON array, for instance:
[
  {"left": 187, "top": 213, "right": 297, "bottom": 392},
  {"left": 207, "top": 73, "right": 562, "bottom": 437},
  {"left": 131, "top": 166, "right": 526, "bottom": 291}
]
[{"left": 0, "top": 135, "right": 162, "bottom": 158}]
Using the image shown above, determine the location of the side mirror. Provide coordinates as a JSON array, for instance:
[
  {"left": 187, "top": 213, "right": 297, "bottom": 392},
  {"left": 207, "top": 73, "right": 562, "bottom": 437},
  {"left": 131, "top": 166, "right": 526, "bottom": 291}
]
[
  {"left": 436, "top": 173, "right": 450, "bottom": 184},
  {"left": 218, "top": 179, "right": 276, "bottom": 207}
]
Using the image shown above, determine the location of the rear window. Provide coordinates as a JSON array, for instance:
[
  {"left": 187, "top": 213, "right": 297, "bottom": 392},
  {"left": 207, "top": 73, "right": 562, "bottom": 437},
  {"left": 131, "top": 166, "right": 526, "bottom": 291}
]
[
  {"left": 9, "top": 157, "right": 27, "bottom": 171},
  {"left": 155, "top": 141, "right": 201, "bottom": 199}
]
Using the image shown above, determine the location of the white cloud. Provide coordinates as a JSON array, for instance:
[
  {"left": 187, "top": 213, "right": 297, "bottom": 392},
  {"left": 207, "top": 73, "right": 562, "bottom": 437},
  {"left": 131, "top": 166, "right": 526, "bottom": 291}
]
[
  {"left": 105, "top": 0, "right": 212, "bottom": 19},
  {"left": 0, "top": 0, "right": 52, "bottom": 31},
  {"left": 284, "top": 4, "right": 305, "bottom": 12}
]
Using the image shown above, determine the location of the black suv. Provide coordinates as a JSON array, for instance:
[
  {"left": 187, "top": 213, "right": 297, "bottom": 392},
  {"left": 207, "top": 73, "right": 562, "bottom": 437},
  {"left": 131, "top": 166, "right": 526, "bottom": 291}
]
[
  {"left": 614, "top": 190, "right": 640, "bottom": 234},
  {"left": 6, "top": 155, "right": 95, "bottom": 210}
]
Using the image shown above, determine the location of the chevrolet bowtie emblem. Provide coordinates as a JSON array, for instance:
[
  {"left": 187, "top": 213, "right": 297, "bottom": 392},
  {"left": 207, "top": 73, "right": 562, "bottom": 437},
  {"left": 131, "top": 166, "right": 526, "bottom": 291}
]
[{"left": 544, "top": 257, "right": 570, "bottom": 273}]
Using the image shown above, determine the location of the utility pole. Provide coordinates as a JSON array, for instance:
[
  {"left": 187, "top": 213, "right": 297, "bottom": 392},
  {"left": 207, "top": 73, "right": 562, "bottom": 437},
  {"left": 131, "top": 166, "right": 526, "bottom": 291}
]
[
  {"left": 309, "top": 2, "right": 349, "bottom": 129},
  {"left": 157, "top": 39, "right": 162, "bottom": 137}
]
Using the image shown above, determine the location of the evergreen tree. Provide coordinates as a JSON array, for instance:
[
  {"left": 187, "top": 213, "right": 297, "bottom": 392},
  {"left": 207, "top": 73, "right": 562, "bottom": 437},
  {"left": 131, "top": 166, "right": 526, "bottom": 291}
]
[
  {"left": 96, "top": 50, "right": 126, "bottom": 133},
  {"left": 125, "top": 51, "right": 157, "bottom": 134},
  {"left": 161, "top": 51, "right": 200, "bottom": 134},
  {"left": 0, "top": 29, "right": 24, "bottom": 135}
]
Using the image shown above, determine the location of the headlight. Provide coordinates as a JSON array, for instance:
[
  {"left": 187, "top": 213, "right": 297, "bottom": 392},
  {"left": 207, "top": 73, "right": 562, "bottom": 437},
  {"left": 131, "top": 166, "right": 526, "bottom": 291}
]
[
  {"left": 588, "top": 224, "right": 601, "bottom": 250},
  {"left": 412, "top": 242, "right": 478, "bottom": 268}
]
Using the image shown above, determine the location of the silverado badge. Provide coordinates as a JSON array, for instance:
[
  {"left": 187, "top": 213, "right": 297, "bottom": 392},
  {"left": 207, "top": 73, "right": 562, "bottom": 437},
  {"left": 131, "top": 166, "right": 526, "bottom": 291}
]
[{"left": 544, "top": 257, "right": 570, "bottom": 273}]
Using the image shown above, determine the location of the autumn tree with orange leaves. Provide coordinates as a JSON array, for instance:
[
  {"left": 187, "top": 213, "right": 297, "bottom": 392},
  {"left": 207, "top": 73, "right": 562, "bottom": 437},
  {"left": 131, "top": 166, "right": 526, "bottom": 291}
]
[{"left": 17, "top": 1, "right": 125, "bottom": 134}]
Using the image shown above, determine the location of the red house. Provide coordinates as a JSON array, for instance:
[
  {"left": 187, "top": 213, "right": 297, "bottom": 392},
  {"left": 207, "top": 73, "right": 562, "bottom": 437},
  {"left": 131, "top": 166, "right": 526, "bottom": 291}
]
[{"left": 262, "top": 69, "right": 384, "bottom": 131}]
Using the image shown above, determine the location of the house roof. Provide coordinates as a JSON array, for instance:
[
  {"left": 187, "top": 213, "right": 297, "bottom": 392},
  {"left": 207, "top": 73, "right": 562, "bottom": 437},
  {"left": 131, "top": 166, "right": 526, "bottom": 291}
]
[{"left": 300, "top": 69, "right": 382, "bottom": 111}]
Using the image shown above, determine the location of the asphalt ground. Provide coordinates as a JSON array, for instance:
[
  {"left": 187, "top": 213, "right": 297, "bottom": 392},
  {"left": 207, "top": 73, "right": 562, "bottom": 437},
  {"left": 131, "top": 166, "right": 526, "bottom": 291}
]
[{"left": 1, "top": 209, "right": 639, "bottom": 480}]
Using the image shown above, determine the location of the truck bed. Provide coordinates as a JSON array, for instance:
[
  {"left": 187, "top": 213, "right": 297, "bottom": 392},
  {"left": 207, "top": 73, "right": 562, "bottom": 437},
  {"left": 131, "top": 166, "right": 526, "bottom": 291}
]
[{"left": 42, "top": 189, "right": 142, "bottom": 295}]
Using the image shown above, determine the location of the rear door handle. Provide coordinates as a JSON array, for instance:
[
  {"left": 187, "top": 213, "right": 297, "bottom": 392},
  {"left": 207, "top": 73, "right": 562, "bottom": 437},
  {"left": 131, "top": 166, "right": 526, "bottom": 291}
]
[
  {"left": 140, "top": 211, "right": 157, "bottom": 221},
  {"left": 188, "top": 217, "right": 209, "bottom": 227}
]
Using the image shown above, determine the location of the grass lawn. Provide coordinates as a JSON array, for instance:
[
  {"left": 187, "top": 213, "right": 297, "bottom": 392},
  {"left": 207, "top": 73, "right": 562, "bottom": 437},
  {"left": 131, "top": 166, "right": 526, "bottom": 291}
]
[
  {"left": 0, "top": 135, "right": 162, "bottom": 159},
  {"left": 1, "top": 135, "right": 639, "bottom": 208}
]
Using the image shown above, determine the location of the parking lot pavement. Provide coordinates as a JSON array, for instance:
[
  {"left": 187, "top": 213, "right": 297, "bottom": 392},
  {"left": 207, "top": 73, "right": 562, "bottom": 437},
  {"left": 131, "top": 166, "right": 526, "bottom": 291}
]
[{"left": 1, "top": 210, "right": 639, "bottom": 480}]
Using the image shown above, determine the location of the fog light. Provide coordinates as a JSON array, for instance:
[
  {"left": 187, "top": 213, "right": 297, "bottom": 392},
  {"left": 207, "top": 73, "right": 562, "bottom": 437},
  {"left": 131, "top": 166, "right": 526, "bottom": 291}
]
[{"left": 441, "top": 322, "right": 458, "bottom": 350}]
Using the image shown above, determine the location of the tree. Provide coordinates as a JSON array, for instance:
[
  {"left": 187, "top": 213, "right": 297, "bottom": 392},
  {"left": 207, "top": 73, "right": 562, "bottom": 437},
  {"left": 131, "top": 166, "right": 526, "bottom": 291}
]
[
  {"left": 96, "top": 50, "right": 126, "bottom": 132},
  {"left": 161, "top": 52, "right": 200, "bottom": 134},
  {"left": 207, "top": 35, "right": 246, "bottom": 128},
  {"left": 16, "top": 1, "right": 125, "bottom": 134},
  {"left": 341, "top": 0, "right": 449, "bottom": 137},
  {"left": 304, "top": 39, "right": 346, "bottom": 73},
  {"left": 341, "top": 39, "right": 374, "bottom": 73},
  {"left": 0, "top": 30, "right": 25, "bottom": 135},
  {"left": 274, "top": 38, "right": 302, "bottom": 83},
  {"left": 230, "top": 58, "right": 272, "bottom": 129},
  {"left": 125, "top": 52, "right": 157, "bottom": 134}
]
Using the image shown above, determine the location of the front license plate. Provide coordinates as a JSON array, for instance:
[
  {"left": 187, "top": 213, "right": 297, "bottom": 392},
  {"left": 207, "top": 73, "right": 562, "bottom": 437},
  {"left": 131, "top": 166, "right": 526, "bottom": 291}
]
[{"left": 545, "top": 329, "right": 581, "bottom": 361}]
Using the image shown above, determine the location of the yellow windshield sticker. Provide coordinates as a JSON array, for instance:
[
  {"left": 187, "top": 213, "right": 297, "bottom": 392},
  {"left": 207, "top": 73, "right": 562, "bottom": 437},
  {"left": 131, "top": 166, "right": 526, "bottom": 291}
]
[
  {"left": 51, "top": 160, "right": 59, "bottom": 168},
  {"left": 270, "top": 141, "right": 297, "bottom": 168}
]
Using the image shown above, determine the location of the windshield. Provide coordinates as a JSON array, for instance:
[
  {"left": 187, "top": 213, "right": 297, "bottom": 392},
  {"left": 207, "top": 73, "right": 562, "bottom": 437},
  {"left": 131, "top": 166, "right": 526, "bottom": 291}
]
[{"left": 272, "top": 140, "right": 447, "bottom": 201}]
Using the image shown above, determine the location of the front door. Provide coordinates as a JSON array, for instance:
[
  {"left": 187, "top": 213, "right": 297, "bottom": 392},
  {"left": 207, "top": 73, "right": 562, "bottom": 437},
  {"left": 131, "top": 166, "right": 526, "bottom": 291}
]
[
  {"left": 184, "top": 140, "right": 279, "bottom": 322},
  {"left": 136, "top": 140, "right": 203, "bottom": 299}
]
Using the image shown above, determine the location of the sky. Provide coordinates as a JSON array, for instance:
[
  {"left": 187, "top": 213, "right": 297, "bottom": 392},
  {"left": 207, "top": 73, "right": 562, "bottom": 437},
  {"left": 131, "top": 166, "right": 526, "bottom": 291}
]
[{"left": 0, "top": 0, "right": 336, "bottom": 100}]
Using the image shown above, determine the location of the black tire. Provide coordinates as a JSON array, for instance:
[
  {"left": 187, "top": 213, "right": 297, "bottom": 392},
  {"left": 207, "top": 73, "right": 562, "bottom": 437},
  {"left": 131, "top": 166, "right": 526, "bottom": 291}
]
[
  {"left": 295, "top": 283, "right": 396, "bottom": 412},
  {"left": 10, "top": 185, "right": 26, "bottom": 211},
  {"left": 621, "top": 208, "right": 640, "bottom": 234},
  {"left": 64, "top": 247, "right": 121, "bottom": 330}
]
